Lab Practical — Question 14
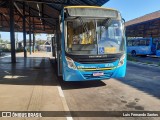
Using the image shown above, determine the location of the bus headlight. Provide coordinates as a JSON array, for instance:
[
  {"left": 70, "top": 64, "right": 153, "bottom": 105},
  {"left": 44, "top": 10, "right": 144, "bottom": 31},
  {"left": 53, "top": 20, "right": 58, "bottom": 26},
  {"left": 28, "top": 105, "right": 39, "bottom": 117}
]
[
  {"left": 65, "top": 56, "right": 77, "bottom": 70},
  {"left": 118, "top": 54, "right": 125, "bottom": 67}
]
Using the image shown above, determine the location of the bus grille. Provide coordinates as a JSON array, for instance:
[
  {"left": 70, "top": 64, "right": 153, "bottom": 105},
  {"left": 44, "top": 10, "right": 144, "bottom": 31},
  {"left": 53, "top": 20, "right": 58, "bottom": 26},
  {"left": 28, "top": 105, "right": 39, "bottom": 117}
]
[
  {"left": 75, "top": 58, "right": 118, "bottom": 64},
  {"left": 83, "top": 72, "right": 113, "bottom": 79},
  {"left": 78, "top": 67, "right": 116, "bottom": 71}
]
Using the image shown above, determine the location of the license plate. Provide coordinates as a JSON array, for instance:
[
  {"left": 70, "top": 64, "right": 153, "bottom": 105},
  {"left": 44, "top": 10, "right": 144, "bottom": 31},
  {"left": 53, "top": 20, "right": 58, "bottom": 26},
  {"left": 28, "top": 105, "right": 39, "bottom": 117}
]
[{"left": 93, "top": 72, "right": 104, "bottom": 76}]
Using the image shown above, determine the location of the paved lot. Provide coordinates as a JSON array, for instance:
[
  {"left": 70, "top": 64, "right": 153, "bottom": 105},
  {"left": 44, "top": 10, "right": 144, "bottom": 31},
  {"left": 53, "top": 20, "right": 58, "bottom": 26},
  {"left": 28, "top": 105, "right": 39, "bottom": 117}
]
[
  {"left": 0, "top": 52, "right": 160, "bottom": 120},
  {"left": 58, "top": 62, "right": 160, "bottom": 120},
  {"left": 131, "top": 55, "right": 160, "bottom": 65},
  {"left": 0, "top": 52, "right": 65, "bottom": 120}
]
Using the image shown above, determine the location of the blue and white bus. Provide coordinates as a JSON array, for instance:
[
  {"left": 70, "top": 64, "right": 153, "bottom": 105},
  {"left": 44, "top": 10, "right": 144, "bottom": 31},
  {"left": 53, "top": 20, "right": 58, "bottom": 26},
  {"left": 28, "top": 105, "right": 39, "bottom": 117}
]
[
  {"left": 127, "top": 38, "right": 156, "bottom": 56},
  {"left": 54, "top": 6, "right": 126, "bottom": 81}
]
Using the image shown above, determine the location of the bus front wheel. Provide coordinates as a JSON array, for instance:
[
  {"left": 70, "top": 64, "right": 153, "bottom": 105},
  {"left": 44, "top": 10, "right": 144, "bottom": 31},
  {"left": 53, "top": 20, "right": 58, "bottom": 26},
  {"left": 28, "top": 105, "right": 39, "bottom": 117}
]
[{"left": 131, "top": 50, "right": 136, "bottom": 57}]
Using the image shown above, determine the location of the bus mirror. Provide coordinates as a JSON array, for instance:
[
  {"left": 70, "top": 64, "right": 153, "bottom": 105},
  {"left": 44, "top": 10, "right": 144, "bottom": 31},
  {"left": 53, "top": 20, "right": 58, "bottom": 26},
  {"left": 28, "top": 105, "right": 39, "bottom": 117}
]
[{"left": 122, "top": 18, "right": 125, "bottom": 24}]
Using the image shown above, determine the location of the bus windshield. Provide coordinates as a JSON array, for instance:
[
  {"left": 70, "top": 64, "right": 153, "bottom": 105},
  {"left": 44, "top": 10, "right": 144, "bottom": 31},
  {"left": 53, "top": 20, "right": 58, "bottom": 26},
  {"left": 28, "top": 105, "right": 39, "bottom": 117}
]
[{"left": 65, "top": 17, "right": 125, "bottom": 55}]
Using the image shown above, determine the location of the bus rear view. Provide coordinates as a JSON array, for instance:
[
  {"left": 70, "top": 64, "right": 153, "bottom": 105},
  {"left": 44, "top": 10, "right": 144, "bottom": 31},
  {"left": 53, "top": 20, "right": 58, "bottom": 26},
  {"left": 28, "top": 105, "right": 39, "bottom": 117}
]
[{"left": 57, "top": 6, "right": 126, "bottom": 81}]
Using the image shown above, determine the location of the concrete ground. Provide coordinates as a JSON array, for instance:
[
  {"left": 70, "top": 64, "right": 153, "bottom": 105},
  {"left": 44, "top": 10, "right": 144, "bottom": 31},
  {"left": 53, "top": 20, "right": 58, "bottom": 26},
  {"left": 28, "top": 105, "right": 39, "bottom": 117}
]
[
  {"left": 57, "top": 61, "right": 160, "bottom": 120},
  {"left": 130, "top": 55, "right": 160, "bottom": 65},
  {"left": 0, "top": 52, "right": 160, "bottom": 120},
  {"left": 0, "top": 52, "right": 66, "bottom": 120}
]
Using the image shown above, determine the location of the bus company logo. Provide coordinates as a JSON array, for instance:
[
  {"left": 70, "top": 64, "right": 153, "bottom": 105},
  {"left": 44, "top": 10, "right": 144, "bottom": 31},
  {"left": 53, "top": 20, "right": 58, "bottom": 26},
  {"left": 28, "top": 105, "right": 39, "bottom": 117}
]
[
  {"left": 105, "top": 63, "right": 114, "bottom": 67},
  {"left": 77, "top": 66, "right": 85, "bottom": 69},
  {"left": 2, "top": 112, "right": 11, "bottom": 117},
  {"left": 89, "top": 55, "right": 103, "bottom": 58},
  {"left": 77, "top": 66, "right": 95, "bottom": 69},
  {"left": 88, "top": 55, "right": 108, "bottom": 58}
]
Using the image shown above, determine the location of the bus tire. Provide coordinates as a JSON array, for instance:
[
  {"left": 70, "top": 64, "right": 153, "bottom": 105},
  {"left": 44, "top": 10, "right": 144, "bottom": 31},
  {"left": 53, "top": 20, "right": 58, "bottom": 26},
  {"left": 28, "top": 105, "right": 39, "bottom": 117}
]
[{"left": 131, "top": 50, "right": 136, "bottom": 57}]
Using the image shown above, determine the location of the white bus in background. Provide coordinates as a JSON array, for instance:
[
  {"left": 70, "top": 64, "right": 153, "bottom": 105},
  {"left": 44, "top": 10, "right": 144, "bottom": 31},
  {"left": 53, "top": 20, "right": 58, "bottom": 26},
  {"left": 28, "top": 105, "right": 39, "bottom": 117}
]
[{"left": 127, "top": 37, "right": 156, "bottom": 56}]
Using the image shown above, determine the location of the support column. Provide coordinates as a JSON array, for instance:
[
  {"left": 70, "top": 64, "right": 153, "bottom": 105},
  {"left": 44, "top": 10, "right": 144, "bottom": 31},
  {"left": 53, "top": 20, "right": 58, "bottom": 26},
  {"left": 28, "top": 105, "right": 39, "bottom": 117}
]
[
  {"left": 51, "top": 32, "right": 54, "bottom": 57},
  {"left": 29, "top": 7, "right": 32, "bottom": 55},
  {"left": 32, "top": 17, "right": 35, "bottom": 53},
  {"left": 33, "top": 32, "right": 35, "bottom": 53},
  {"left": 42, "top": 3, "right": 45, "bottom": 31},
  {"left": 23, "top": 2, "right": 27, "bottom": 57},
  {"left": 9, "top": 0, "right": 16, "bottom": 63}
]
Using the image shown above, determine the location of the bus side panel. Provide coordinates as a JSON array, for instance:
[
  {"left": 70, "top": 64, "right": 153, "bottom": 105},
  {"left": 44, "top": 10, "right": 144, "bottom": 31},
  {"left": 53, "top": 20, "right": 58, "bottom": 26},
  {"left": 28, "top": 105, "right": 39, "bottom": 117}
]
[
  {"left": 127, "top": 46, "right": 152, "bottom": 55},
  {"left": 138, "top": 46, "right": 152, "bottom": 55},
  {"left": 156, "top": 50, "right": 160, "bottom": 56},
  {"left": 127, "top": 46, "right": 136, "bottom": 54}
]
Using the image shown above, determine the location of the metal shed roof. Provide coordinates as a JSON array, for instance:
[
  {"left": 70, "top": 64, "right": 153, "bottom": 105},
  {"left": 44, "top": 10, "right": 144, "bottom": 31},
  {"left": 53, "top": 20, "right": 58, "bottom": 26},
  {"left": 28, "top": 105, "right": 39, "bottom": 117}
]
[
  {"left": 0, "top": 0, "right": 109, "bottom": 33},
  {"left": 125, "top": 10, "right": 160, "bottom": 38}
]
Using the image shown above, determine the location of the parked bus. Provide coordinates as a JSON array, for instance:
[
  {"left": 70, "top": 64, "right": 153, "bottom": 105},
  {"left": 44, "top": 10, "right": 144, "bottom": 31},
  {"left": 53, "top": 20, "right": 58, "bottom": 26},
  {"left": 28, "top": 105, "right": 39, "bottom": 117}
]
[
  {"left": 54, "top": 6, "right": 126, "bottom": 81},
  {"left": 127, "top": 38, "right": 156, "bottom": 56}
]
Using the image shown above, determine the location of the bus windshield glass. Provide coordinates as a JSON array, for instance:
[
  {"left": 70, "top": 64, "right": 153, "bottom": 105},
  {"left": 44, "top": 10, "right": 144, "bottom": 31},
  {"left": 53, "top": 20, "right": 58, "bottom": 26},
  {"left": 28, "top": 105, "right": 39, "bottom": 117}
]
[{"left": 65, "top": 17, "right": 125, "bottom": 55}]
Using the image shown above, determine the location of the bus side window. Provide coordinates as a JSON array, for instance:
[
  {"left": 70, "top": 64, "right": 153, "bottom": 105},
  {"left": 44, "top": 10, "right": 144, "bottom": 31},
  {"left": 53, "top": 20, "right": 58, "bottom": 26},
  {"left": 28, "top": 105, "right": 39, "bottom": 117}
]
[
  {"left": 127, "top": 41, "right": 132, "bottom": 46},
  {"left": 132, "top": 40, "right": 139, "bottom": 46},
  {"left": 139, "top": 40, "right": 145, "bottom": 46},
  {"left": 132, "top": 41, "right": 135, "bottom": 46},
  {"left": 136, "top": 40, "right": 140, "bottom": 46},
  {"left": 146, "top": 40, "right": 150, "bottom": 46}
]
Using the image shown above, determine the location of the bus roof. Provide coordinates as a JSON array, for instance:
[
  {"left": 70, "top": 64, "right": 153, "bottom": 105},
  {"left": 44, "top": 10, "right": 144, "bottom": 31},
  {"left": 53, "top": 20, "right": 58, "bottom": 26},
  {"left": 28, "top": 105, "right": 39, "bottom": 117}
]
[
  {"left": 64, "top": 6, "right": 117, "bottom": 11},
  {"left": 64, "top": 6, "right": 120, "bottom": 19}
]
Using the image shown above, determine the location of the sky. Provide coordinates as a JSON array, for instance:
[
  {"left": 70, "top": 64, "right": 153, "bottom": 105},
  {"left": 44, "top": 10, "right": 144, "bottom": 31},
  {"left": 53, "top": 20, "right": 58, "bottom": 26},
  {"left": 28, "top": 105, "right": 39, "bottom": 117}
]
[
  {"left": 103, "top": 0, "right": 160, "bottom": 21},
  {"left": 0, "top": 0, "right": 160, "bottom": 41}
]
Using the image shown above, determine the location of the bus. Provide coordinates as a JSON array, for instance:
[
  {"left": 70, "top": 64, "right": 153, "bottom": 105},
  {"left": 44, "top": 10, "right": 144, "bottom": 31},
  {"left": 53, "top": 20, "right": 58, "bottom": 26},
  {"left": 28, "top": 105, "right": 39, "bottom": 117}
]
[
  {"left": 54, "top": 6, "right": 126, "bottom": 81},
  {"left": 127, "top": 38, "right": 156, "bottom": 56}
]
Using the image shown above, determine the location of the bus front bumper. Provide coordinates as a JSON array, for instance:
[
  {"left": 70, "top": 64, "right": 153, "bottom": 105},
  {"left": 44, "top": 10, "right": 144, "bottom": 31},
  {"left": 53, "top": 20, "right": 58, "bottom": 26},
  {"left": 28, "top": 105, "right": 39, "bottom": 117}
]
[{"left": 63, "top": 64, "right": 126, "bottom": 81}]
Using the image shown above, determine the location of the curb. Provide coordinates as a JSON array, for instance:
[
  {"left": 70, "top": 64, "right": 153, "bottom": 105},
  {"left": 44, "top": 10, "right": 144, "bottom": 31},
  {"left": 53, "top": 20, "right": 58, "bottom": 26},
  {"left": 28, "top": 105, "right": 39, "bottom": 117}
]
[
  {"left": 127, "top": 61, "right": 160, "bottom": 67},
  {"left": 147, "top": 55, "right": 160, "bottom": 58}
]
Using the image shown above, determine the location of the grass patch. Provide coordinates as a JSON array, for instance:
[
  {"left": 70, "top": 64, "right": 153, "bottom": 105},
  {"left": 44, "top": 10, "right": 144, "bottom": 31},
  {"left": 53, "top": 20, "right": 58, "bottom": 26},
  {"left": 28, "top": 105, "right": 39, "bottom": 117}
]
[
  {"left": 127, "top": 54, "right": 139, "bottom": 62},
  {"left": 146, "top": 61, "right": 153, "bottom": 64}
]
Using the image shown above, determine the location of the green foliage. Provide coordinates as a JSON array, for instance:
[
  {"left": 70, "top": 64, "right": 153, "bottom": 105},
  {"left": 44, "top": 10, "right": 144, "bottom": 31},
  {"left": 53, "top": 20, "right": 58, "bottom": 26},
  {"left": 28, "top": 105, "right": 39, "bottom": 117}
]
[
  {"left": 0, "top": 39, "right": 9, "bottom": 44},
  {"left": 16, "top": 48, "right": 24, "bottom": 52},
  {"left": 0, "top": 39, "right": 3, "bottom": 43},
  {"left": 2, "top": 48, "right": 10, "bottom": 52},
  {"left": 146, "top": 61, "right": 153, "bottom": 64},
  {"left": 127, "top": 54, "right": 139, "bottom": 62},
  {"left": 36, "top": 40, "right": 45, "bottom": 45}
]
